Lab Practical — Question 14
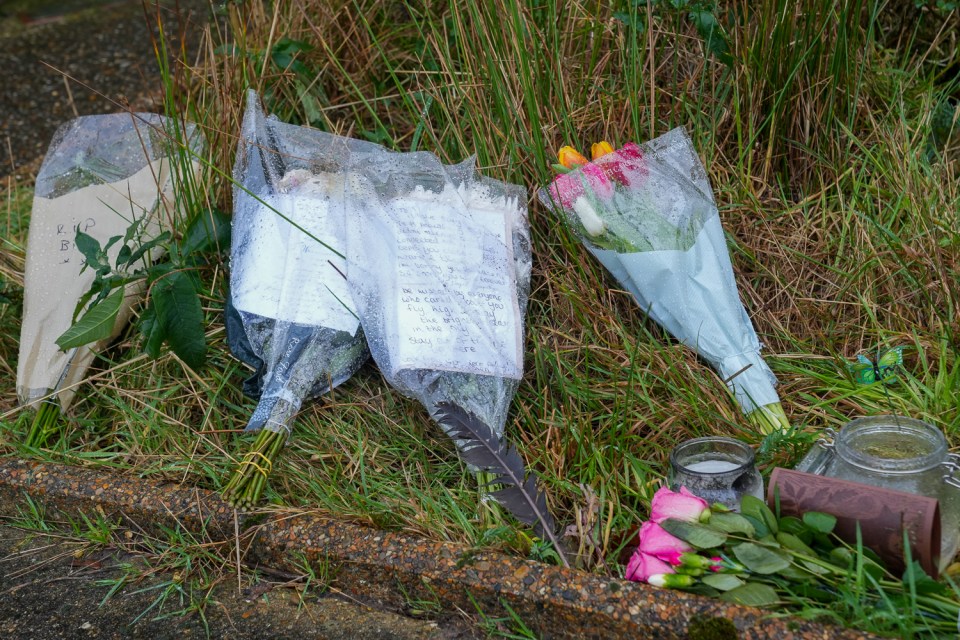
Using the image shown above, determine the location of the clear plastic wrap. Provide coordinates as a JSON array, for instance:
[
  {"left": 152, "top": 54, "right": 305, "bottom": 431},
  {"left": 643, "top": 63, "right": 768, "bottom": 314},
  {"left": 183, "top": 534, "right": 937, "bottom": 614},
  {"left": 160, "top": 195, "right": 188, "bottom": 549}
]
[
  {"left": 227, "top": 91, "right": 370, "bottom": 434},
  {"left": 344, "top": 151, "right": 530, "bottom": 442},
  {"left": 539, "top": 129, "right": 786, "bottom": 430},
  {"left": 18, "top": 113, "right": 199, "bottom": 410}
]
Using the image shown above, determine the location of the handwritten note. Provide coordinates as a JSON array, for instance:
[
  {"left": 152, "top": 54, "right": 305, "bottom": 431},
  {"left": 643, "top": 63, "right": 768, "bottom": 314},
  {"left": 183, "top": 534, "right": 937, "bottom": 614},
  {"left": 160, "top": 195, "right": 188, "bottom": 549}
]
[
  {"left": 231, "top": 185, "right": 359, "bottom": 335},
  {"left": 383, "top": 187, "right": 523, "bottom": 379}
]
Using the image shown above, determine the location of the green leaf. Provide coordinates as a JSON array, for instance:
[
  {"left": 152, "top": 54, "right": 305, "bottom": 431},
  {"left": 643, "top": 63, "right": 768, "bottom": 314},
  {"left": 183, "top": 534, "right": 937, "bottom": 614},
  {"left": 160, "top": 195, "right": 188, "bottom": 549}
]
[
  {"left": 791, "top": 585, "right": 840, "bottom": 604},
  {"left": 802, "top": 512, "right": 836, "bottom": 535},
  {"left": 688, "top": 10, "right": 733, "bottom": 67},
  {"left": 56, "top": 287, "right": 125, "bottom": 349},
  {"left": 779, "top": 564, "right": 815, "bottom": 582},
  {"left": 742, "top": 514, "right": 768, "bottom": 538},
  {"left": 741, "top": 495, "right": 778, "bottom": 536},
  {"left": 150, "top": 271, "right": 206, "bottom": 369},
  {"left": 719, "top": 583, "right": 779, "bottom": 607},
  {"left": 775, "top": 532, "right": 817, "bottom": 557},
  {"left": 901, "top": 561, "right": 946, "bottom": 595},
  {"left": 103, "top": 234, "right": 122, "bottom": 254},
  {"left": 778, "top": 516, "right": 804, "bottom": 534},
  {"left": 776, "top": 532, "right": 832, "bottom": 576},
  {"left": 732, "top": 542, "right": 791, "bottom": 574},
  {"left": 708, "top": 512, "right": 756, "bottom": 537},
  {"left": 660, "top": 518, "right": 728, "bottom": 549},
  {"left": 74, "top": 230, "right": 107, "bottom": 274},
  {"left": 684, "top": 583, "right": 721, "bottom": 598},
  {"left": 829, "top": 547, "right": 853, "bottom": 568},
  {"left": 138, "top": 304, "right": 164, "bottom": 359},
  {"left": 116, "top": 244, "right": 132, "bottom": 268},
  {"left": 702, "top": 573, "right": 745, "bottom": 591},
  {"left": 179, "top": 209, "right": 231, "bottom": 257},
  {"left": 124, "top": 231, "right": 172, "bottom": 269}
]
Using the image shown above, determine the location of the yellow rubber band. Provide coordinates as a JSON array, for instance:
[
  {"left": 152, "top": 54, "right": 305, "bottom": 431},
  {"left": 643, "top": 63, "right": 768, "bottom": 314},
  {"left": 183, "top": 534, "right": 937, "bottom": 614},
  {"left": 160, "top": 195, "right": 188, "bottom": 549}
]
[{"left": 238, "top": 451, "right": 273, "bottom": 477}]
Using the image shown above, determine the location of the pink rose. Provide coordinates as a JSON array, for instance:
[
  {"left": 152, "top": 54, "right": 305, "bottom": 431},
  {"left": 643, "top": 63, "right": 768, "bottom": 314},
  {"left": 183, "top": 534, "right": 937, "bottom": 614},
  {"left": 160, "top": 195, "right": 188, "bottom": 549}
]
[
  {"left": 650, "top": 486, "right": 709, "bottom": 524},
  {"left": 595, "top": 142, "right": 646, "bottom": 187},
  {"left": 637, "top": 521, "right": 693, "bottom": 565},
  {"left": 546, "top": 163, "right": 614, "bottom": 210},
  {"left": 625, "top": 550, "right": 675, "bottom": 583}
]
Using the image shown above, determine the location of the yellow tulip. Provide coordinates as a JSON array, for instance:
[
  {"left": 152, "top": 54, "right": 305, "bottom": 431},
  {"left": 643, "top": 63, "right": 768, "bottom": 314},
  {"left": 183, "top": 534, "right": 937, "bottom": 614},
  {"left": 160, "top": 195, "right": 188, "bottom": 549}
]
[
  {"left": 558, "top": 145, "right": 588, "bottom": 169},
  {"left": 591, "top": 141, "right": 614, "bottom": 160}
]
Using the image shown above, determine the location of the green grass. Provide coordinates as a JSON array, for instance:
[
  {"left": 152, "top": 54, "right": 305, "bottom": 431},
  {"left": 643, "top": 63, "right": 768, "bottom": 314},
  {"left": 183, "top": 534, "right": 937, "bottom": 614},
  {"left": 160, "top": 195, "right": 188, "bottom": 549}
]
[{"left": 1, "top": 0, "right": 959, "bottom": 635}]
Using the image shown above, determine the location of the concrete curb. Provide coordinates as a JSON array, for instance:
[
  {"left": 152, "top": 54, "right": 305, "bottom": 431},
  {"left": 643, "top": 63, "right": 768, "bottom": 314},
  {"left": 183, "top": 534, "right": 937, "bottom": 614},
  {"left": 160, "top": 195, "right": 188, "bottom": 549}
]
[{"left": 0, "top": 458, "right": 878, "bottom": 639}]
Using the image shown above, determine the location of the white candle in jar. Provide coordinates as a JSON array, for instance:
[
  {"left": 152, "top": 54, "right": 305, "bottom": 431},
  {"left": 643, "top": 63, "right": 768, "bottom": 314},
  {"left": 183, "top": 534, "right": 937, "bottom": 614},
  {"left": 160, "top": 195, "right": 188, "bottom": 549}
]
[{"left": 684, "top": 459, "right": 741, "bottom": 473}]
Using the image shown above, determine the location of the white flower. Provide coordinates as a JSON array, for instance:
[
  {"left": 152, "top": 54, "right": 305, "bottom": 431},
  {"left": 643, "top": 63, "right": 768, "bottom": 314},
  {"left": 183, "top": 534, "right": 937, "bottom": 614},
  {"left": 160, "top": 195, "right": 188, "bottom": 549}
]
[{"left": 571, "top": 197, "right": 607, "bottom": 237}]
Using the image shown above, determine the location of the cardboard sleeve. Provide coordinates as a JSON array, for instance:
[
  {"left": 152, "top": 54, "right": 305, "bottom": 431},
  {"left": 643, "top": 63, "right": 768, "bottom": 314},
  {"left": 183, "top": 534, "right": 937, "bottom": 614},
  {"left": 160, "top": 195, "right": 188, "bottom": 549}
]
[{"left": 767, "top": 468, "right": 941, "bottom": 578}]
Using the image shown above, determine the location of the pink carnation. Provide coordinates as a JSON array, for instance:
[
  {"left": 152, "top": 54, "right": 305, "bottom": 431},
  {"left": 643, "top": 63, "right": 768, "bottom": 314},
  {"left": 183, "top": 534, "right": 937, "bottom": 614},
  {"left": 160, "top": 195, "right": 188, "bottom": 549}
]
[
  {"left": 625, "top": 550, "right": 675, "bottom": 583},
  {"left": 595, "top": 141, "right": 646, "bottom": 187},
  {"left": 546, "top": 162, "right": 614, "bottom": 210},
  {"left": 650, "top": 486, "right": 710, "bottom": 524},
  {"left": 637, "top": 521, "right": 693, "bottom": 565}
]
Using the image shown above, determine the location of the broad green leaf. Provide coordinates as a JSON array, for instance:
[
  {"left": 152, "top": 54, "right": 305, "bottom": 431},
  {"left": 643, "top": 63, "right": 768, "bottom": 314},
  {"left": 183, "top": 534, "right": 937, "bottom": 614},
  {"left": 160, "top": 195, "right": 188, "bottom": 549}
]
[
  {"left": 103, "top": 234, "right": 122, "bottom": 254},
  {"left": 660, "top": 518, "right": 727, "bottom": 549},
  {"left": 116, "top": 244, "right": 132, "bottom": 268},
  {"left": 777, "top": 532, "right": 832, "bottom": 576},
  {"left": 741, "top": 495, "right": 778, "bottom": 536},
  {"left": 179, "top": 208, "right": 231, "bottom": 256},
  {"left": 778, "top": 516, "right": 805, "bottom": 535},
  {"left": 685, "top": 584, "right": 721, "bottom": 598},
  {"left": 779, "top": 564, "right": 814, "bottom": 582},
  {"left": 151, "top": 271, "right": 206, "bottom": 369},
  {"left": 802, "top": 512, "right": 836, "bottom": 535},
  {"left": 708, "top": 512, "right": 755, "bottom": 537},
  {"left": 732, "top": 542, "right": 791, "bottom": 574},
  {"left": 719, "top": 583, "right": 779, "bottom": 607},
  {"left": 74, "top": 230, "right": 106, "bottom": 273},
  {"left": 778, "top": 516, "right": 814, "bottom": 544},
  {"left": 902, "top": 561, "right": 945, "bottom": 595},
  {"left": 861, "top": 556, "right": 885, "bottom": 582},
  {"left": 742, "top": 514, "right": 768, "bottom": 538},
  {"left": 125, "top": 231, "right": 172, "bottom": 269},
  {"left": 688, "top": 10, "right": 734, "bottom": 67},
  {"left": 702, "top": 573, "right": 745, "bottom": 591},
  {"left": 776, "top": 532, "right": 817, "bottom": 557},
  {"left": 829, "top": 547, "right": 853, "bottom": 568},
  {"left": 138, "top": 305, "right": 164, "bottom": 359},
  {"left": 56, "top": 287, "right": 125, "bottom": 349}
]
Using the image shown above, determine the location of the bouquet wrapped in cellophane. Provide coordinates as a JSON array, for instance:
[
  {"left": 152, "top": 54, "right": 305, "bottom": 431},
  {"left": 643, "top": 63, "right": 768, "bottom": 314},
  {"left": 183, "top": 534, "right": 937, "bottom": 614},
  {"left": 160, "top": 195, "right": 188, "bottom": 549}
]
[
  {"left": 539, "top": 130, "right": 788, "bottom": 434},
  {"left": 344, "top": 149, "right": 564, "bottom": 562},
  {"left": 17, "top": 113, "right": 200, "bottom": 446},
  {"left": 222, "top": 91, "right": 370, "bottom": 508}
]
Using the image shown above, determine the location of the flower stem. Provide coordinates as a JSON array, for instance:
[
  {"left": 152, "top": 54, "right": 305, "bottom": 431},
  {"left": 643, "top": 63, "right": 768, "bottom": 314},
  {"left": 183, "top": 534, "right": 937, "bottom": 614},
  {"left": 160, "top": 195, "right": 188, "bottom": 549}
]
[
  {"left": 222, "top": 428, "right": 286, "bottom": 510},
  {"left": 746, "top": 401, "right": 790, "bottom": 435},
  {"left": 24, "top": 400, "right": 63, "bottom": 448}
]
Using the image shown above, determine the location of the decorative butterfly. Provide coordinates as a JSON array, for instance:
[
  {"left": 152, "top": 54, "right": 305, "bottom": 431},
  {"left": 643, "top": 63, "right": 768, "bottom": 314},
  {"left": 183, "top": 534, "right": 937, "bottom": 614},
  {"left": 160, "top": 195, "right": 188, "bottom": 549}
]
[{"left": 848, "top": 346, "right": 905, "bottom": 386}]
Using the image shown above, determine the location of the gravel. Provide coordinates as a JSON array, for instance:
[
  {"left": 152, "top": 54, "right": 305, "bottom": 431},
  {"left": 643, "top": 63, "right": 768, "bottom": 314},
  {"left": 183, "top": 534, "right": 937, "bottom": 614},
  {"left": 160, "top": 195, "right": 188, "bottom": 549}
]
[{"left": 0, "top": 0, "right": 209, "bottom": 180}]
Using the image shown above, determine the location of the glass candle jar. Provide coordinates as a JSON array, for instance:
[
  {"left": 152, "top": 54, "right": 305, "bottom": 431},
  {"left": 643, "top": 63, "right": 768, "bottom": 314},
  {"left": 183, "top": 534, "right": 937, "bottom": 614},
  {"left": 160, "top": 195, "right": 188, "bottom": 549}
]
[
  {"left": 668, "top": 437, "right": 764, "bottom": 510},
  {"left": 796, "top": 416, "right": 960, "bottom": 571}
]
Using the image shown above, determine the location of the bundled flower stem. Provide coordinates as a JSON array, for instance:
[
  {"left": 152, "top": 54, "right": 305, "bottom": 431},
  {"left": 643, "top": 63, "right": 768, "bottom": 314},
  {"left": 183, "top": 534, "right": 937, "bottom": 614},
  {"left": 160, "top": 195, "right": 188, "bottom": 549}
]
[
  {"left": 23, "top": 400, "right": 63, "bottom": 448},
  {"left": 222, "top": 92, "right": 370, "bottom": 510},
  {"left": 222, "top": 428, "right": 286, "bottom": 510}
]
